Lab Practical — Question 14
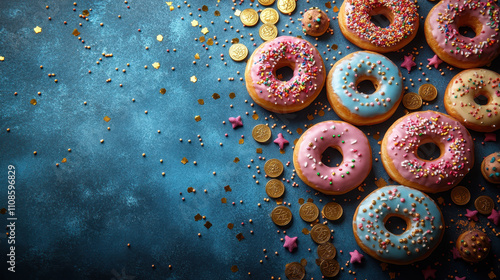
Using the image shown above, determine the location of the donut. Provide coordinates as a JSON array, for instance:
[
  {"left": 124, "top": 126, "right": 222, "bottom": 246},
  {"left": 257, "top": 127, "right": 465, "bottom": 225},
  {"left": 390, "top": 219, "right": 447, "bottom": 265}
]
[
  {"left": 326, "top": 51, "right": 403, "bottom": 126},
  {"left": 381, "top": 111, "right": 474, "bottom": 193},
  {"left": 353, "top": 185, "right": 445, "bottom": 265},
  {"left": 301, "top": 8, "right": 330, "bottom": 37},
  {"left": 456, "top": 229, "right": 491, "bottom": 262},
  {"left": 245, "top": 36, "right": 326, "bottom": 114},
  {"left": 293, "top": 120, "right": 372, "bottom": 195},
  {"left": 482, "top": 152, "right": 500, "bottom": 184},
  {"left": 444, "top": 69, "right": 500, "bottom": 132},
  {"left": 424, "top": 0, "right": 500, "bottom": 69},
  {"left": 338, "top": 0, "right": 419, "bottom": 53}
]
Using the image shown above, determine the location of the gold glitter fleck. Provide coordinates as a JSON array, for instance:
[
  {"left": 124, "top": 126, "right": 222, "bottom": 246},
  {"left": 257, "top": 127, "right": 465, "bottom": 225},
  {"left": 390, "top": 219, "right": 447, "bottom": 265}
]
[
  {"left": 82, "top": 10, "right": 90, "bottom": 16},
  {"left": 234, "top": 9, "right": 241, "bottom": 17},
  {"left": 332, "top": 44, "right": 338, "bottom": 50},
  {"left": 157, "top": 34, "right": 164, "bottom": 41},
  {"left": 234, "top": 157, "right": 240, "bottom": 163},
  {"left": 276, "top": 198, "right": 283, "bottom": 205},
  {"left": 221, "top": 197, "right": 227, "bottom": 203},
  {"left": 152, "top": 62, "right": 160, "bottom": 69},
  {"left": 207, "top": 38, "right": 214, "bottom": 46},
  {"left": 252, "top": 113, "right": 259, "bottom": 120},
  {"left": 214, "top": 10, "right": 220, "bottom": 16},
  {"left": 194, "top": 213, "right": 202, "bottom": 221},
  {"left": 239, "top": 139, "right": 244, "bottom": 144},
  {"left": 201, "top": 27, "right": 209, "bottom": 35},
  {"left": 373, "top": 134, "right": 380, "bottom": 140},
  {"left": 160, "top": 88, "right": 166, "bottom": 94},
  {"left": 280, "top": 149, "right": 285, "bottom": 154},
  {"left": 198, "top": 99, "right": 205, "bottom": 105},
  {"left": 204, "top": 221, "right": 212, "bottom": 229},
  {"left": 195, "top": 53, "right": 200, "bottom": 59},
  {"left": 302, "top": 228, "right": 310, "bottom": 235},
  {"left": 437, "top": 197, "right": 444, "bottom": 205},
  {"left": 298, "top": 198, "right": 305, "bottom": 205},
  {"left": 191, "top": 20, "right": 199, "bottom": 27},
  {"left": 231, "top": 38, "right": 239, "bottom": 44},
  {"left": 30, "top": 99, "right": 37, "bottom": 105},
  {"left": 202, "top": 5, "right": 208, "bottom": 12},
  {"left": 307, "top": 114, "right": 314, "bottom": 121},
  {"left": 61, "top": 158, "right": 67, "bottom": 163},
  {"left": 187, "top": 187, "right": 194, "bottom": 193},
  {"left": 375, "top": 178, "right": 387, "bottom": 188},
  {"left": 227, "top": 223, "right": 234, "bottom": 229},
  {"left": 325, "top": 2, "right": 332, "bottom": 8},
  {"left": 488, "top": 271, "right": 496, "bottom": 279},
  {"left": 199, "top": 36, "right": 205, "bottom": 43},
  {"left": 212, "top": 93, "right": 220, "bottom": 99},
  {"left": 296, "top": 128, "right": 303, "bottom": 134},
  {"left": 166, "top": 2, "right": 172, "bottom": 6},
  {"left": 224, "top": 185, "right": 232, "bottom": 192},
  {"left": 195, "top": 115, "right": 202, "bottom": 122},
  {"left": 231, "top": 265, "right": 239, "bottom": 272},
  {"left": 300, "top": 259, "right": 307, "bottom": 267},
  {"left": 256, "top": 148, "right": 262, "bottom": 154},
  {"left": 380, "top": 263, "right": 388, "bottom": 271},
  {"left": 72, "top": 29, "right": 80, "bottom": 36},
  {"left": 307, "top": 198, "right": 314, "bottom": 203},
  {"left": 181, "top": 157, "right": 189, "bottom": 164},
  {"left": 34, "top": 26, "right": 42, "bottom": 33},
  {"left": 190, "top": 76, "right": 198, "bottom": 83},
  {"left": 333, "top": 6, "right": 339, "bottom": 13},
  {"left": 229, "top": 92, "right": 236, "bottom": 99},
  {"left": 318, "top": 110, "right": 325, "bottom": 117},
  {"left": 104, "top": 116, "right": 111, "bottom": 122},
  {"left": 0, "top": 57, "right": 4, "bottom": 61},
  {"left": 236, "top": 233, "right": 244, "bottom": 241}
]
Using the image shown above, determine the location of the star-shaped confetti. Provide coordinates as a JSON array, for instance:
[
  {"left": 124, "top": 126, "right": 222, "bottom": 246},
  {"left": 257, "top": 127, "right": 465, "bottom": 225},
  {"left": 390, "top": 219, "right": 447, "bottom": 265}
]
[
  {"left": 228, "top": 116, "right": 243, "bottom": 129},
  {"left": 283, "top": 235, "right": 298, "bottom": 252},
  {"left": 157, "top": 34, "right": 163, "bottom": 41},
  {"left": 422, "top": 266, "right": 437, "bottom": 280},
  {"left": 152, "top": 62, "right": 160, "bottom": 69},
  {"left": 34, "top": 26, "right": 42, "bottom": 33},
  {"left": 465, "top": 209, "right": 479, "bottom": 221},
  {"left": 274, "top": 133, "right": 289, "bottom": 150},
  {"left": 455, "top": 276, "right": 466, "bottom": 280},
  {"left": 190, "top": 76, "right": 197, "bottom": 83},
  {"left": 484, "top": 133, "right": 497, "bottom": 142},
  {"left": 427, "top": 55, "right": 443, "bottom": 69},
  {"left": 401, "top": 55, "right": 416, "bottom": 72},
  {"left": 488, "top": 209, "right": 500, "bottom": 226},
  {"left": 349, "top": 249, "right": 364, "bottom": 264},
  {"left": 451, "top": 247, "right": 461, "bottom": 259}
]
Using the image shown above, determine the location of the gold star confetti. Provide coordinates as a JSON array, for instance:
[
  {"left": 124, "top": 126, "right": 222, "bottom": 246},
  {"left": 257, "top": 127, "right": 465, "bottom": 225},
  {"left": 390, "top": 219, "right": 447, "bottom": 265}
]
[
  {"left": 296, "top": 128, "right": 303, "bottom": 134},
  {"left": 231, "top": 265, "right": 239, "bottom": 273},
  {"left": 199, "top": 36, "right": 205, "bottom": 43},
  {"left": 159, "top": 88, "right": 166, "bottom": 94},
  {"left": 380, "top": 263, "right": 388, "bottom": 271},
  {"left": 194, "top": 214, "right": 202, "bottom": 221},
  {"left": 170, "top": 6, "right": 174, "bottom": 11},
  {"left": 333, "top": 6, "right": 339, "bottom": 13},
  {"left": 181, "top": 157, "right": 189, "bottom": 164},
  {"left": 34, "top": 26, "right": 42, "bottom": 33},
  {"left": 103, "top": 116, "right": 111, "bottom": 122},
  {"left": 166, "top": 1, "right": 172, "bottom": 5},
  {"left": 194, "top": 53, "right": 200, "bottom": 59},
  {"left": 72, "top": 29, "right": 80, "bottom": 36},
  {"left": 82, "top": 10, "right": 90, "bottom": 16},
  {"left": 0, "top": 56, "right": 4, "bottom": 61},
  {"left": 307, "top": 114, "right": 314, "bottom": 120},
  {"left": 302, "top": 228, "right": 310, "bottom": 235},
  {"left": 212, "top": 93, "right": 220, "bottom": 99},
  {"left": 214, "top": 10, "right": 220, "bottom": 16},
  {"left": 201, "top": 27, "right": 209, "bottom": 35},
  {"left": 202, "top": 5, "right": 208, "bottom": 12},
  {"left": 207, "top": 38, "right": 214, "bottom": 46},
  {"left": 488, "top": 271, "right": 496, "bottom": 279},
  {"left": 30, "top": 99, "right": 37, "bottom": 105},
  {"left": 252, "top": 114, "right": 259, "bottom": 120},
  {"left": 229, "top": 92, "right": 236, "bottom": 99},
  {"left": 233, "top": 157, "right": 239, "bottom": 163},
  {"left": 238, "top": 139, "right": 244, "bottom": 144},
  {"left": 256, "top": 148, "right": 262, "bottom": 154},
  {"left": 325, "top": 2, "right": 332, "bottom": 8},
  {"left": 375, "top": 178, "right": 387, "bottom": 188},
  {"left": 231, "top": 38, "right": 239, "bottom": 44},
  {"left": 191, "top": 20, "right": 199, "bottom": 27},
  {"left": 61, "top": 158, "right": 67, "bottom": 163},
  {"left": 157, "top": 34, "right": 164, "bottom": 41},
  {"left": 152, "top": 62, "right": 160, "bottom": 69},
  {"left": 194, "top": 115, "right": 201, "bottom": 122},
  {"left": 198, "top": 99, "right": 204, "bottom": 105},
  {"left": 298, "top": 198, "right": 305, "bottom": 204},
  {"left": 187, "top": 187, "right": 194, "bottom": 193},
  {"left": 234, "top": 9, "right": 241, "bottom": 16},
  {"left": 204, "top": 221, "right": 212, "bottom": 229},
  {"left": 227, "top": 223, "right": 234, "bottom": 229},
  {"left": 190, "top": 76, "right": 197, "bottom": 83},
  {"left": 236, "top": 233, "right": 244, "bottom": 241},
  {"left": 221, "top": 197, "right": 227, "bottom": 203},
  {"left": 224, "top": 185, "right": 232, "bottom": 192}
]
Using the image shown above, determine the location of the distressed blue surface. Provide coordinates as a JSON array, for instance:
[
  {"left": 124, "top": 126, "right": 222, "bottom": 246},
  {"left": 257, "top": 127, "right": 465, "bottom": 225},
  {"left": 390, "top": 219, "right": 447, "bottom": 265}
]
[{"left": 0, "top": 1, "right": 499, "bottom": 279}]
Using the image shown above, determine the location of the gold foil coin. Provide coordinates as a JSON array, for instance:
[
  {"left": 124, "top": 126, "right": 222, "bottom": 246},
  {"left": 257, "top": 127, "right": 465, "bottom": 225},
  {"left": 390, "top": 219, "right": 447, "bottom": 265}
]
[
  {"left": 277, "top": 0, "right": 296, "bottom": 14},
  {"left": 418, "top": 83, "right": 438, "bottom": 102},
  {"left": 299, "top": 202, "right": 319, "bottom": 223},
  {"left": 229, "top": 43, "right": 248, "bottom": 62},
  {"left": 285, "top": 262, "right": 305, "bottom": 280},
  {"left": 322, "top": 202, "right": 343, "bottom": 221},
  {"left": 240, "top": 9, "right": 259, "bottom": 26},
  {"left": 450, "top": 186, "right": 470, "bottom": 206},
  {"left": 317, "top": 242, "right": 336, "bottom": 260},
  {"left": 319, "top": 259, "right": 340, "bottom": 277},
  {"left": 271, "top": 206, "right": 293, "bottom": 226},
  {"left": 259, "top": 24, "right": 278, "bottom": 41},
  {"left": 258, "top": 0, "right": 276, "bottom": 6},
  {"left": 265, "top": 158, "right": 284, "bottom": 178},
  {"left": 252, "top": 124, "right": 272, "bottom": 143},
  {"left": 310, "top": 224, "right": 330, "bottom": 244},
  {"left": 266, "top": 179, "right": 285, "bottom": 198},
  {"left": 403, "top": 92, "right": 422, "bottom": 110},
  {"left": 475, "top": 196, "right": 494, "bottom": 215},
  {"left": 260, "top": 8, "right": 279, "bottom": 24}
]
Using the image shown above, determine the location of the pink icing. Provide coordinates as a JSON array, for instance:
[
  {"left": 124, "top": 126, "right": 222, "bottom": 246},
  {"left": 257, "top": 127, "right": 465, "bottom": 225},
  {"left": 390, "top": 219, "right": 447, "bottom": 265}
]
[
  {"left": 249, "top": 36, "right": 325, "bottom": 107},
  {"left": 295, "top": 121, "right": 372, "bottom": 194},
  {"left": 427, "top": 0, "right": 500, "bottom": 63},
  {"left": 384, "top": 111, "right": 474, "bottom": 192}
]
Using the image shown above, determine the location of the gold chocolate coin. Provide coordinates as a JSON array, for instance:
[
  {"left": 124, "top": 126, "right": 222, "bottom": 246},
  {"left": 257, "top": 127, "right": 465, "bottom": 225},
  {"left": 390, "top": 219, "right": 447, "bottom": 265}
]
[
  {"left": 260, "top": 8, "right": 279, "bottom": 24},
  {"left": 277, "top": 0, "right": 296, "bottom": 14},
  {"left": 252, "top": 124, "right": 272, "bottom": 143},
  {"left": 271, "top": 206, "right": 293, "bottom": 226},
  {"left": 240, "top": 9, "right": 259, "bottom": 26},
  {"left": 285, "top": 262, "right": 305, "bottom": 280},
  {"left": 299, "top": 202, "right": 319, "bottom": 223},
  {"left": 265, "top": 158, "right": 284, "bottom": 178},
  {"left": 229, "top": 43, "right": 249, "bottom": 62},
  {"left": 319, "top": 259, "right": 340, "bottom": 277},
  {"left": 474, "top": 196, "right": 494, "bottom": 215},
  {"left": 322, "top": 202, "right": 343, "bottom": 221},
  {"left": 317, "top": 242, "right": 336, "bottom": 260},
  {"left": 419, "top": 83, "right": 438, "bottom": 102},
  {"left": 266, "top": 179, "right": 285, "bottom": 198},
  {"left": 310, "top": 224, "right": 331, "bottom": 244},
  {"left": 450, "top": 186, "right": 470, "bottom": 206},
  {"left": 403, "top": 92, "right": 422, "bottom": 110},
  {"left": 258, "top": 0, "right": 276, "bottom": 6},
  {"left": 259, "top": 24, "right": 278, "bottom": 41}
]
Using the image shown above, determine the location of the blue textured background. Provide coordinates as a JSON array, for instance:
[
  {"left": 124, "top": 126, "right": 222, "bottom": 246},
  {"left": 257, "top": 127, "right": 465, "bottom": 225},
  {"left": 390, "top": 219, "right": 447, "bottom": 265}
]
[{"left": 0, "top": 0, "right": 499, "bottom": 279}]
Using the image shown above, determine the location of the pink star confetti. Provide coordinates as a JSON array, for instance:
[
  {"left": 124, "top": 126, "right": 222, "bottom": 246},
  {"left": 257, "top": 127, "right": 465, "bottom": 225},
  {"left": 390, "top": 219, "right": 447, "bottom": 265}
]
[
  {"left": 274, "top": 133, "right": 289, "bottom": 150},
  {"left": 228, "top": 116, "right": 243, "bottom": 129},
  {"left": 283, "top": 235, "right": 298, "bottom": 252},
  {"left": 401, "top": 55, "right": 416, "bottom": 72},
  {"left": 455, "top": 276, "right": 466, "bottom": 280},
  {"left": 488, "top": 209, "right": 500, "bottom": 226},
  {"left": 465, "top": 209, "right": 479, "bottom": 221},
  {"left": 427, "top": 55, "right": 443, "bottom": 69},
  {"left": 484, "top": 133, "right": 497, "bottom": 142},
  {"left": 422, "top": 266, "right": 437, "bottom": 280},
  {"left": 349, "top": 249, "right": 364, "bottom": 264},
  {"left": 451, "top": 247, "right": 461, "bottom": 259}
]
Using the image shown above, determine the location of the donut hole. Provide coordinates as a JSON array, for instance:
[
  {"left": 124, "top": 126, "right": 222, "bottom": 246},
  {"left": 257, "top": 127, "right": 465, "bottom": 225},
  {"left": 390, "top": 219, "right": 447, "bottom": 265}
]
[
  {"left": 417, "top": 142, "right": 441, "bottom": 161},
  {"left": 356, "top": 77, "right": 378, "bottom": 95},
  {"left": 384, "top": 216, "right": 408, "bottom": 235},
  {"left": 275, "top": 66, "right": 295, "bottom": 81},
  {"left": 369, "top": 7, "right": 393, "bottom": 29},
  {"left": 474, "top": 92, "right": 489, "bottom": 105},
  {"left": 458, "top": 26, "right": 476, "bottom": 38},
  {"left": 321, "top": 147, "right": 343, "bottom": 167},
  {"left": 456, "top": 16, "right": 482, "bottom": 39}
]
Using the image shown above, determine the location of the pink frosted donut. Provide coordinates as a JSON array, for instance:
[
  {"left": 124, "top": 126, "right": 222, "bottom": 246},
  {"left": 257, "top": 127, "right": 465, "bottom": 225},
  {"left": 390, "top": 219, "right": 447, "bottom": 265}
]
[
  {"left": 245, "top": 36, "right": 326, "bottom": 114},
  {"left": 381, "top": 111, "right": 474, "bottom": 193},
  {"left": 424, "top": 0, "right": 500, "bottom": 68},
  {"left": 293, "top": 121, "right": 372, "bottom": 195}
]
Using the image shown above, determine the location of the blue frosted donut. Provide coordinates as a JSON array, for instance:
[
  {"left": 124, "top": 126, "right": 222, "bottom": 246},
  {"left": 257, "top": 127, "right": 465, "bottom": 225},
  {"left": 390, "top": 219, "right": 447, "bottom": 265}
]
[
  {"left": 352, "top": 185, "right": 444, "bottom": 265},
  {"left": 326, "top": 51, "right": 403, "bottom": 125}
]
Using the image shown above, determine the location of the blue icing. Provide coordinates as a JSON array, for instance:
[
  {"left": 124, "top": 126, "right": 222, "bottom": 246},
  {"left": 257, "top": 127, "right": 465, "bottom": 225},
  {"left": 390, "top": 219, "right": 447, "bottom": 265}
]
[
  {"left": 330, "top": 51, "right": 403, "bottom": 118},
  {"left": 353, "top": 186, "right": 444, "bottom": 263}
]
